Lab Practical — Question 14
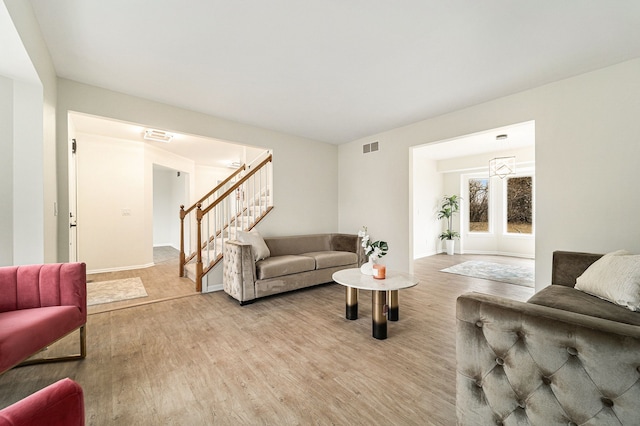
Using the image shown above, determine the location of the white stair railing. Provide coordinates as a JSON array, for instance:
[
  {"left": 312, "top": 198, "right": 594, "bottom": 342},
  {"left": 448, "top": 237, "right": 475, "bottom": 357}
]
[{"left": 189, "top": 153, "right": 273, "bottom": 291}]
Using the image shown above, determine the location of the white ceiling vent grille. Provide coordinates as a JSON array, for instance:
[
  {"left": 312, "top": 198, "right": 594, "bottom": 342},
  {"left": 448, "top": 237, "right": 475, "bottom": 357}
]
[{"left": 143, "top": 129, "right": 174, "bottom": 143}]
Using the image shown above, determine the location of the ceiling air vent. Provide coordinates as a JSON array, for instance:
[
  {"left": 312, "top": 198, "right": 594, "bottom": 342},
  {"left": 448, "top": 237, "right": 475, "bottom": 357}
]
[{"left": 143, "top": 129, "right": 174, "bottom": 143}]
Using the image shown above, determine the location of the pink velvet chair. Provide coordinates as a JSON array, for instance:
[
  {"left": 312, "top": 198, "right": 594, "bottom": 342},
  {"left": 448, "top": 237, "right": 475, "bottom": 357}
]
[
  {"left": 0, "top": 378, "right": 85, "bottom": 426},
  {"left": 0, "top": 263, "right": 87, "bottom": 374}
]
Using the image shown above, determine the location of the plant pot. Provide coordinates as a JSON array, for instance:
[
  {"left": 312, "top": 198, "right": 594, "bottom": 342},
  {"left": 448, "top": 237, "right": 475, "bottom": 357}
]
[{"left": 445, "top": 240, "right": 455, "bottom": 255}]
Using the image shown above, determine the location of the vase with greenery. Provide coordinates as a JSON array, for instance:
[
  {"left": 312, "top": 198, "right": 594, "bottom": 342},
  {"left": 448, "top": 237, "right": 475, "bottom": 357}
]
[
  {"left": 357, "top": 226, "right": 389, "bottom": 274},
  {"left": 437, "top": 195, "right": 460, "bottom": 255}
]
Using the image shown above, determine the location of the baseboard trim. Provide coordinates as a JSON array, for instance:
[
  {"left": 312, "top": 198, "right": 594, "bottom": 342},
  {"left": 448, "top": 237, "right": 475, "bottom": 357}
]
[
  {"left": 87, "top": 263, "right": 155, "bottom": 275},
  {"left": 153, "top": 244, "right": 179, "bottom": 250},
  {"left": 462, "top": 250, "right": 534, "bottom": 259},
  {"left": 204, "top": 283, "right": 223, "bottom": 294}
]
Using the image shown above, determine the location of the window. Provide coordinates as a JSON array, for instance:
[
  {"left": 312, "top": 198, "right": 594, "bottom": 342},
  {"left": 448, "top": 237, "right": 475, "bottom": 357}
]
[
  {"left": 469, "top": 178, "right": 489, "bottom": 232},
  {"left": 506, "top": 176, "right": 533, "bottom": 234}
]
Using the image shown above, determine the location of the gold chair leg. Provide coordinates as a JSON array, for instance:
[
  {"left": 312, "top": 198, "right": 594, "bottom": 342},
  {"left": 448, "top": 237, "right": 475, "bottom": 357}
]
[{"left": 16, "top": 324, "right": 87, "bottom": 368}]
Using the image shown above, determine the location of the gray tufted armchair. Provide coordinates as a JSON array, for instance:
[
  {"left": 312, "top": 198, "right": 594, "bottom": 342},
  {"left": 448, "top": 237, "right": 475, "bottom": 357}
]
[{"left": 456, "top": 251, "right": 640, "bottom": 425}]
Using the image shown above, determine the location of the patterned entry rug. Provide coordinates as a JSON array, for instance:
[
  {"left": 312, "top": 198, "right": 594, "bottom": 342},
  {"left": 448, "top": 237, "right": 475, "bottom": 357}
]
[
  {"left": 87, "top": 277, "right": 148, "bottom": 306},
  {"left": 440, "top": 261, "right": 534, "bottom": 287}
]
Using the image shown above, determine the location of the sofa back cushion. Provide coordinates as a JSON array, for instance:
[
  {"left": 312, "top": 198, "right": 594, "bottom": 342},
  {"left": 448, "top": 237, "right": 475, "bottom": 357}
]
[
  {"left": 551, "top": 251, "right": 603, "bottom": 287},
  {"left": 264, "top": 234, "right": 332, "bottom": 257},
  {"left": 330, "top": 234, "right": 358, "bottom": 252},
  {"left": 0, "top": 263, "right": 86, "bottom": 314}
]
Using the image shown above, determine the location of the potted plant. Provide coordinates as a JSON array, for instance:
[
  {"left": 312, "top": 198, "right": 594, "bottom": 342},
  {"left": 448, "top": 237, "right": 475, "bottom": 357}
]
[
  {"left": 437, "top": 195, "right": 460, "bottom": 255},
  {"left": 357, "top": 226, "right": 389, "bottom": 275}
]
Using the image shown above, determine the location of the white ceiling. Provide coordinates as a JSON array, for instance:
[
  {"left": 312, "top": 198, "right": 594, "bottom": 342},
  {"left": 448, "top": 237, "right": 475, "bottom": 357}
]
[
  {"left": 70, "top": 112, "right": 264, "bottom": 169},
  {"left": 28, "top": 1, "right": 640, "bottom": 144},
  {"left": 415, "top": 120, "right": 535, "bottom": 160}
]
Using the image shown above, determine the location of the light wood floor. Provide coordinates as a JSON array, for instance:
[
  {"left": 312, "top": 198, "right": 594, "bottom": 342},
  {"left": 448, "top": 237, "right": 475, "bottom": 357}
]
[
  {"left": 0, "top": 254, "right": 534, "bottom": 425},
  {"left": 86, "top": 246, "right": 198, "bottom": 315}
]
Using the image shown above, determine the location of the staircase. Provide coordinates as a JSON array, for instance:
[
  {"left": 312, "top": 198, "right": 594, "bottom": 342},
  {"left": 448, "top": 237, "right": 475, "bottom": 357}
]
[{"left": 179, "top": 152, "right": 273, "bottom": 291}]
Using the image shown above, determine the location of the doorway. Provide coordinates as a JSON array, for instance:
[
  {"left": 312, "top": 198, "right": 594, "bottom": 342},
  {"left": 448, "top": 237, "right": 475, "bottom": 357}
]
[
  {"left": 153, "top": 165, "right": 189, "bottom": 265},
  {"left": 411, "top": 120, "right": 535, "bottom": 259}
]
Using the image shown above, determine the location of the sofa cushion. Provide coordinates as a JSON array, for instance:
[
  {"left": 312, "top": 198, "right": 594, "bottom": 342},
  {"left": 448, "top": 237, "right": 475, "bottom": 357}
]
[
  {"left": 264, "top": 234, "right": 331, "bottom": 257},
  {"left": 527, "top": 285, "right": 640, "bottom": 326},
  {"left": 574, "top": 249, "right": 640, "bottom": 311},
  {"left": 301, "top": 251, "right": 358, "bottom": 269},
  {"left": 256, "top": 255, "right": 316, "bottom": 280},
  {"left": 237, "top": 230, "right": 270, "bottom": 261},
  {"left": 0, "top": 306, "right": 84, "bottom": 372}
]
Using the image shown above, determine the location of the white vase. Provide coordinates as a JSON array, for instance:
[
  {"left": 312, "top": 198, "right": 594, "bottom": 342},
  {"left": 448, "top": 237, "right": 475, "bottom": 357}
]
[
  {"left": 445, "top": 240, "right": 455, "bottom": 255},
  {"left": 360, "top": 257, "right": 375, "bottom": 275}
]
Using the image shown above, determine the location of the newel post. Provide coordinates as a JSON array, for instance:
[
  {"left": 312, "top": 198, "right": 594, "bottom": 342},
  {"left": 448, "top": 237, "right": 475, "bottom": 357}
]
[
  {"left": 179, "top": 205, "right": 186, "bottom": 277},
  {"left": 195, "top": 203, "right": 204, "bottom": 292}
]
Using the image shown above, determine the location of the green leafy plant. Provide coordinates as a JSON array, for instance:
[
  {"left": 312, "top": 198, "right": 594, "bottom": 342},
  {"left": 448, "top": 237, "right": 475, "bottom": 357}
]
[
  {"left": 358, "top": 226, "right": 389, "bottom": 260},
  {"left": 437, "top": 195, "right": 461, "bottom": 241}
]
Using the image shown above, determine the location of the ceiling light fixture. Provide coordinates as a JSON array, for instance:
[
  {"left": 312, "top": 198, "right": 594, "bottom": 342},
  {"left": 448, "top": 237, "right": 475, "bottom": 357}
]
[
  {"left": 496, "top": 134, "right": 508, "bottom": 140},
  {"left": 489, "top": 156, "right": 516, "bottom": 179},
  {"left": 143, "top": 129, "right": 174, "bottom": 143}
]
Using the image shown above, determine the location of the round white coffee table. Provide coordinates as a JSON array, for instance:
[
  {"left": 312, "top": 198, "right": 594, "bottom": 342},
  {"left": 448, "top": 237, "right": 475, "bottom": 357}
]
[{"left": 332, "top": 268, "right": 419, "bottom": 340}]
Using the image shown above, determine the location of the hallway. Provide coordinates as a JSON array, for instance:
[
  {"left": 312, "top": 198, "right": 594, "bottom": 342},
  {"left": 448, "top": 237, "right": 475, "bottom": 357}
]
[{"left": 86, "top": 247, "right": 198, "bottom": 315}]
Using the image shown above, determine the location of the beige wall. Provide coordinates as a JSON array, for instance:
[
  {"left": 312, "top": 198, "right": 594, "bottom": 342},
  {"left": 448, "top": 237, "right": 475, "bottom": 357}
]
[{"left": 339, "top": 58, "right": 640, "bottom": 291}]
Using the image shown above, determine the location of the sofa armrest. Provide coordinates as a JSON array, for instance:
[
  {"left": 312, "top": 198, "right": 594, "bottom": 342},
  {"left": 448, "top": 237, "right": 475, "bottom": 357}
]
[
  {"left": 0, "top": 378, "right": 85, "bottom": 426},
  {"left": 0, "top": 263, "right": 86, "bottom": 320},
  {"left": 223, "top": 240, "right": 257, "bottom": 304},
  {"left": 456, "top": 292, "right": 640, "bottom": 426}
]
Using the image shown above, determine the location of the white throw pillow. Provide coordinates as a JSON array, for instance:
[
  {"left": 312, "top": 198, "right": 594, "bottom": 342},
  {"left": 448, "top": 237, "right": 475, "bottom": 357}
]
[
  {"left": 575, "top": 250, "right": 640, "bottom": 311},
  {"left": 237, "top": 230, "right": 270, "bottom": 261}
]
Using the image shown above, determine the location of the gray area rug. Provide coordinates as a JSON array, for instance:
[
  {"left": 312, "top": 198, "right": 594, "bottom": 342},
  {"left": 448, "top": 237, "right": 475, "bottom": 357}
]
[
  {"left": 440, "top": 260, "right": 534, "bottom": 287},
  {"left": 87, "top": 277, "right": 148, "bottom": 306}
]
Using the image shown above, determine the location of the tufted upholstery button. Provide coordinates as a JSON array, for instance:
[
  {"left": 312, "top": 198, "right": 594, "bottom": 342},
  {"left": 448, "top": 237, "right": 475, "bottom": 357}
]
[
  {"left": 541, "top": 376, "right": 552, "bottom": 385},
  {"left": 516, "top": 330, "right": 524, "bottom": 339},
  {"left": 566, "top": 347, "right": 578, "bottom": 356},
  {"left": 517, "top": 399, "right": 526, "bottom": 409},
  {"left": 495, "top": 421, "right": 503, "bottom": 426},
  {"left": 475, "top": 320, "right": 483, "bottom": 328},
  {"left": 475, "top": 380, "right": 483, "bottom": 388},
  {"left": 637, "top": 366, "right": 640, "bottom": 374},
  {"left": 495, "top": 357, "right": 504, "bottom": 366},
  {"left": 602, "top": 397, "right": 614, "bottom": 408},
  {"left": 568, "top": 422, "right": 578, "bottom": 426}
]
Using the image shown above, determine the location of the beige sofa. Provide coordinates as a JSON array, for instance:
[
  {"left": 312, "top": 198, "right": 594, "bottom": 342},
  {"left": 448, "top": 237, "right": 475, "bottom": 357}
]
[
  {"left": 456, "top": 251, "right": 640, "bottom": 425},
  {"left": 223, "top": 233, "right": 365, "bottom": 304}
]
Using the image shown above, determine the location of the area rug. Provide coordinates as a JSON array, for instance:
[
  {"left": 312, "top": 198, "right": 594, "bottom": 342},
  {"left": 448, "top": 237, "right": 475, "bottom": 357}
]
[
  {"left": 87, "top": 277, "right": 148, "bottom": 306},
  {"left": 440, "top": 261, "right": 534, "bottom": 287}
]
